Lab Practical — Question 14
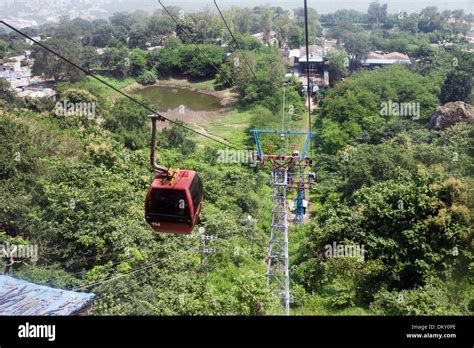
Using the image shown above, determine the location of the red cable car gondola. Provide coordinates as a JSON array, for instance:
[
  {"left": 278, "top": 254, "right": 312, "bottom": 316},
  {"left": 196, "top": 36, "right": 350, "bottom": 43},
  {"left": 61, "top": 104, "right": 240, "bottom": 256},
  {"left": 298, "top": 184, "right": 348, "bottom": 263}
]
[{"left": 144, "top": 116, "right": 204, "bottom": 234}]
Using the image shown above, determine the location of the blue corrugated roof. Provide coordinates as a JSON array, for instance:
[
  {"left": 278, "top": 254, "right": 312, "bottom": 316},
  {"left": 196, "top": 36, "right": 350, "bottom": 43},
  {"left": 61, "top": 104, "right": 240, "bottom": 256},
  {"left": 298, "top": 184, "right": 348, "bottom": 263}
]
[
  {"left": 0, "top": 72, "right": 21, "bottom": 79},
  {"left": 0, "top": 275, "right": 95, "bottom": 316}
]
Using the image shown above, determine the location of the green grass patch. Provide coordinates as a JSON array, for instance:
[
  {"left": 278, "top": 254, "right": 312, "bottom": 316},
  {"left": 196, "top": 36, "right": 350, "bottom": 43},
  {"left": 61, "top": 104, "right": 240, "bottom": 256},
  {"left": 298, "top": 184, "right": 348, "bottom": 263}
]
[
  {"left": 291, "top": 295, "right": 371, "bottom": 315},
  {"left": 57, "top": 75, "right": 136, "bottom": 100},
  {"left": 204, "top": 109, "right": 255, "bottom": 148},
  {"left": 156, "top": 77, "right": 217, "bottom": 91},
  {"left": 96, "top": 75, "right": 136, "bottom": 91}
]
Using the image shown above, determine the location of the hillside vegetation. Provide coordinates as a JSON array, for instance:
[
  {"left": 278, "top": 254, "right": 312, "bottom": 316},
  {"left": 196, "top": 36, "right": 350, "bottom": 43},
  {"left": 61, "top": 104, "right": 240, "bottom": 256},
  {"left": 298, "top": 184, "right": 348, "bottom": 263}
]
[{"left": 0, "top": 3, "right": 472, "bottom": 315}]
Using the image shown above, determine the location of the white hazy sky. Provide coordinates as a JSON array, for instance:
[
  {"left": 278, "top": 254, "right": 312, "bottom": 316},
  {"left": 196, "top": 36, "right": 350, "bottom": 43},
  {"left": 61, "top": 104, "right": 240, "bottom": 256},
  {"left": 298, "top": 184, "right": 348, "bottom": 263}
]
[
  {"left": 120, "top": 0, "right": 473, "bottom": 14},
  {"left": 215, "top": 0, "right": 473, "bottom": 13},
  {"left": 0, "top": 0, "right": 472, "bottom": 19}
]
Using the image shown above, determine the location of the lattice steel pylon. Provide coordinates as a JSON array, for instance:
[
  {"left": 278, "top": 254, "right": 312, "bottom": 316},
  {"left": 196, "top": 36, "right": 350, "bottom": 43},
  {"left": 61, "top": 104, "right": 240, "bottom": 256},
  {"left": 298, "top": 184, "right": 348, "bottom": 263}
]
[
  {"left": 251, "top": 130, "right": 316, "bottom": 315},
  {"left": 268, "top": 168, "right": 290, "bottom": 314}
]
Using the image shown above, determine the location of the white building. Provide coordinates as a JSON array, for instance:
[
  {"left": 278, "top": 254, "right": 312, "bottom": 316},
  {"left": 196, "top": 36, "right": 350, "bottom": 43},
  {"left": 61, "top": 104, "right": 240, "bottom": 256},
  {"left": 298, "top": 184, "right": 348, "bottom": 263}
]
[
  {"left": 361, "top": 52, "right": 411, "bottom": 67},
  {"left": 252, "top": 31, "right": 278, "bottom": 46},
  {"left": 25, "top": 36, "right": 42, "bottom": 45}
]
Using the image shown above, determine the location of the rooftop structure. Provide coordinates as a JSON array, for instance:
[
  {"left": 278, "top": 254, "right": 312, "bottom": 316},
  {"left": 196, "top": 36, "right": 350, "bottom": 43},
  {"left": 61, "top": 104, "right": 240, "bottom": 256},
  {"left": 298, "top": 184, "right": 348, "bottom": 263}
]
[
  {"left": 361, "top": 51, "right": 411, "bottom": 66},
  {"left": 0, "top": 275, "right": 95, "bottom": 316}
]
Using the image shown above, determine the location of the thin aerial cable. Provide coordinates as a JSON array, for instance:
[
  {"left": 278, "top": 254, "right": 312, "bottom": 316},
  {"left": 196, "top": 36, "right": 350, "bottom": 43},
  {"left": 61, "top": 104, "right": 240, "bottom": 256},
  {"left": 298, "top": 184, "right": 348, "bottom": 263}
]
[
  {"left": 133, "top": 254, "right": 199, "bottom": 289},
  {"left": 213, "top": 0, "right": 265, "bottom": 96},
  {"left": 303, "top": 0, "right": 313, "bottom": 158},
  {"left": 158, "top": 0, "right": 236, "bottom": 89},
  {"left": 35, "top": 231, "right": 218, "bottom": 285},
  {"left": 0, "top": 20, "right": 240, "bottom": 150},
  {"left": 281, "top": 84, "right": 286, "bottom": 132},
  {"left": 34, "top": 251, "right": 144, "bottom": 283},
  {"left": 72, "top": 247, "right": 195, "bottom": 291},
  {"left": 106, "top": 267, "right": 197, "bottom": 314}
]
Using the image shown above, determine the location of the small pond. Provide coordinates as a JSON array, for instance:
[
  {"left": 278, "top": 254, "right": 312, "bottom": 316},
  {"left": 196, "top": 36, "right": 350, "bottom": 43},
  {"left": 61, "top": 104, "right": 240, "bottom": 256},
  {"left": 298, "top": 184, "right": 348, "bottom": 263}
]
[{"left": 134, "top": 86, "right": 222, "bottom": 112}]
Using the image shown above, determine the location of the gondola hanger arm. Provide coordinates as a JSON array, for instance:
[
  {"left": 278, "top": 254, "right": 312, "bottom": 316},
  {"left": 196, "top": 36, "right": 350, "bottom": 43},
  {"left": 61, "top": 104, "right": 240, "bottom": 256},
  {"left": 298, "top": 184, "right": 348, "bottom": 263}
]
[{"left": 149, "top": 115, "right": 170, "bottom": 175}]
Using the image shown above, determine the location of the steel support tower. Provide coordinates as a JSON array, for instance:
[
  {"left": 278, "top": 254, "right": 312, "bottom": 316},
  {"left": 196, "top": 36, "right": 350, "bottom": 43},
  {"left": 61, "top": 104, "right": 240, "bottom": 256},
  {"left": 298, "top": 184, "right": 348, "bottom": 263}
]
[
  {"left": 268, "top": 168, "right": 290, "bottom": 314},
  {"left": 251, "top": 130, "right": 315, "bottom": 315}
]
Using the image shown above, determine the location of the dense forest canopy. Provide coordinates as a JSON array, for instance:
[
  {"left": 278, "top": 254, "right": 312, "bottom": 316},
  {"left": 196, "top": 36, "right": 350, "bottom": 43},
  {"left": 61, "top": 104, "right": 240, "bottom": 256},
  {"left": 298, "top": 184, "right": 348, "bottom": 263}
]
[{"left": 0, "top": 1, "right": 472, "bottom": 315}]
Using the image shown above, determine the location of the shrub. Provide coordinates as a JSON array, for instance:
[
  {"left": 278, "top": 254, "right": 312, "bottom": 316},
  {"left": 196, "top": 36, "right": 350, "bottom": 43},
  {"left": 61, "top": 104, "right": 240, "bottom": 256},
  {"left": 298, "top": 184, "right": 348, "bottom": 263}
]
[
  {"left": 370, "top": 278, "right": 470, "bottom": 315},
  {"left": 136, "top": 70, "right": 157, "bottom": 85}
]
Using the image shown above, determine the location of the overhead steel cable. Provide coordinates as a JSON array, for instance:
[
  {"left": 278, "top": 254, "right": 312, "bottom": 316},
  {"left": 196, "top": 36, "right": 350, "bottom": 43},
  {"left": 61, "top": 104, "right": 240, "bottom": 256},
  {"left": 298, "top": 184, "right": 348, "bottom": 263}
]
[
  {"left": 213, "top": 0, "right": 265, "bottom": 96},
  {"left": 303, "top": 0, "right": 313, "bottom": 158},
  {"left": 104, "top": 261, "right": 199, "bottom": 314},
  {"left": 0, "top": 20, "right": 240, "bottom": 150},
  {"left": 71, "top": 246, "right": 196, "bottom": 291},
  {"left": 157, "top": 0, "right": 236, "bottom": 89},
  {"left": 133, "top": 252, "right": 200, "bottom": 289},
  {"left": 32, "top": 250, "right": 147, "bottom": 284}
]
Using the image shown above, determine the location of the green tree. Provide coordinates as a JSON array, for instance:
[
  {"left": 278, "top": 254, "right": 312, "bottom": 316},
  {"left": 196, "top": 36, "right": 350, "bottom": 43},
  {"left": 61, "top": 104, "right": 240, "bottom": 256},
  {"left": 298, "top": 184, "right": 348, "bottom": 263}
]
[
  {"left": 0, "top": 116, "right": 39, "bottom": 182},
  {"left": 398, "top": 13, "right": 420, "bottom": 34},
  {"left": 325, "top": 49, "right": 349, "bottom": 85},
  {"left": 89, "top": 19, "right": 115, "bottom": 47},
  {"left": 147, "top": 14, "right": 175, "bottom": 43},
  {"left": 54, "top": 88, "right": 99, "bottom": 127},
  {"left": 317, "top": 65, "right": 439, "bottom": 153},
  {"left": 274, "top": 11, "right": 291, "bottom": 48},
  {"left": 176, "top": 18, "right": 196, "bottom": 45},
  {"left": 193, "top": 10, "right": 213, "bottom": 44},
  {"left": 81, "top": 46, "right": 100, "bottom": 71},
  {"left": 186, "top": 45, "right": 225, "bottom": 78},
  {"left": 129, "top": 48, "right": 148, "bottom": 76},
  {"left": 439, "top": 70, "right": 472, "bottom": 104},
  {"left": 101, "top": 47, "right": 130, "bottom": 77},
  {"left": 230, "top": 34, "right": 262, "bottom": 52},
  {"left": 136, "top": 70, "right": 157, "bottom": 85},
  {"left": 110, "top": 13, "right": 133, "bottom": 31},
  {"left": 0, "top": 39, "right": 7, "bottom": 59},
  {"left": 156, "top": 37, "right": 183, "bottom": 75},
  {"left": 0, "top": 78, "right": 16, "bottom": 104},
  {"left": 293, "top": 7, "right": 323, "bottom": 44},
  {"left": 418, "top": 6, "right": 443, "bottom": 33},
  {"left": 128, "top": 25, "right": 148, "bottom": 49},
  {"left": 160, "top": 122, "right": 196, "bottom": 155},
  {"left": 299, "top": 168, "right": 470, "bottom": 305},
  {"left": 215, "top": 63, "right": 232, "bottom": 88},
  {"left": 261, "top": 6, "right": 273, "bottom": 43},
  {"left": 341, "top": 31, "right": 371, "bottom": 69},
  {"left": 367, "top": 2, "right": 388, "bottom": 27},
  {"left": 31, "top": 38, "right": 85, "bottom": 82},
  {"left": 31, "top": 158, "right": 152, "bottom": 271},
  {"left": 288, "top": 26, "right": 302, "bottom": 49},
  {"left": 104, "top": 97, "right": 151, "bottom": 149}
]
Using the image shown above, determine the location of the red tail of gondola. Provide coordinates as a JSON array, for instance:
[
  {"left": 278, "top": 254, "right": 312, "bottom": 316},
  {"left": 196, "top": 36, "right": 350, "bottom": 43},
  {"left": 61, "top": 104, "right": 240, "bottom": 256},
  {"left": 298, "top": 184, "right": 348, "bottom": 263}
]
[
  {"left": 144, "top": 116, "right": 204, "bottom": 234},
  {"left": 145, "top": 169, "right": 203, "bottom": 234}
]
